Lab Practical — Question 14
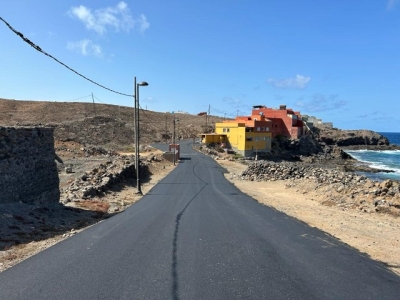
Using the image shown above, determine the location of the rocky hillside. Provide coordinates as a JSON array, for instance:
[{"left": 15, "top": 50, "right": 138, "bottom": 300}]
[
  {"left": 0, "top": 98, "right": 222, "bottom": 149},
  {"left": 1, "top": 98, "right": 396, "bottom": 153}
]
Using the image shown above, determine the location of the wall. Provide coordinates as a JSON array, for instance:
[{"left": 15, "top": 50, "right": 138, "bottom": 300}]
[
  {"left": 252, "top": 106, "right": 304, "bottom": 139},
  {"left": 216, "top": 121, "right": 272, "bottom": 157},
  {"left": 0, "top": 127, "right": 60, "bottom": 204}
]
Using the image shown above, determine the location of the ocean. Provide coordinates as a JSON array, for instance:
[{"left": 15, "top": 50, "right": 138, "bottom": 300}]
[{"left": 344, "top": 132, "right": 400, "bottom": 181}]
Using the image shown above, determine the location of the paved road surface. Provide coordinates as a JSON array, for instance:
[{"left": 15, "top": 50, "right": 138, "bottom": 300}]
[{"left": 1, "top": 140, "right": 399, "bottom": 299}]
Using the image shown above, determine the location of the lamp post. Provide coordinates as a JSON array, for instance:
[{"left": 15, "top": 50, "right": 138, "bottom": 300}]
[
  {"left": 172, "top": 116, "right": 176, "bottom": 165},
  {"left": 134, "top": 77, "right": 148, "bottom": 194}
]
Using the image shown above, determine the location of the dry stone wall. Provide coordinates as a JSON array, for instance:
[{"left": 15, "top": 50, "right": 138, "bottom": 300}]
[{"left": 0, "top": 127, "right": 59, "bottom": 204}]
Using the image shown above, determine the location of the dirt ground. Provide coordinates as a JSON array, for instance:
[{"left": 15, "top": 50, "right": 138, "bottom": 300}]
[{"left": 1, "top": 154, "right": 399, "bottom": 276}]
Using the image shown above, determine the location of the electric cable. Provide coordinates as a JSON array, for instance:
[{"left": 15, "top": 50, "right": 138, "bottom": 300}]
[
  {"left": 0, "top": 16, "right": 134, "bottom": 97},
  {"left": 71, "top": 95, "right": 92, "bottom": 101}
]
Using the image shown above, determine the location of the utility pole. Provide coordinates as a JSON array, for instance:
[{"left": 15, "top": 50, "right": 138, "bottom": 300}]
[
  {"left": 173, "top": 116, "right": 176, "bottom": 165},
  {"left": 205, "top": 104, "right": 211, "bottom": 133},
  {"left": 165, "top": 114, "right": 168, "bottom": 144},
  {"left": 177, "top": 118, "right": 180, "bottom": 140},
  {"left": 205, "top": 111, "right": 207, "bottom": 131},
  {"left": 92, "top": 92, "right": 96, "bottom": 117},
  {"left": 207, "top": 104, "right": 211, "bottom": 132}
]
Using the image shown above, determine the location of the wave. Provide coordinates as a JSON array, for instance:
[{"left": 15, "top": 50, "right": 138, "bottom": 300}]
[
  {"left": 345, "top": 150, "right": 400, "bottom": 176},
  {"left": 346, "top": 149, "right": 400, "bottom": 154}
]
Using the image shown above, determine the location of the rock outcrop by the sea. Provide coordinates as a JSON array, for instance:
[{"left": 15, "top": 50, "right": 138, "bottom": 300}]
[
  {"left": 265, "top": 127, "right": 398, "bottom": 160},
  {"left": 314, "top": 127, "right": 389, "bottom": 147},
  {"left": 264, "top": 134, "right": 352, "bottom": 161}
]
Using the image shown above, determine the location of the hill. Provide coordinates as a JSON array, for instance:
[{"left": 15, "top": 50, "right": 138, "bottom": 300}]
[
  {"left": 1, "top": 98, "right": 395, "bottom": 153},
  {"left": 0, "top": 98, "right": 222, "bottom": 149}
]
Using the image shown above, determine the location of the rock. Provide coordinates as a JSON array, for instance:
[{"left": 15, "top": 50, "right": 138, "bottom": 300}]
[
  {"left": 316, "top": 128, "right": 389, "bottom": 147},
  {"left": 102, "top": 176, "right": 110, "bottom": 185},
  {"left": 380, "top": 180, "right": 393, "bottom": 189},
  {"left": 236, "top": 159, "right": 400, "bottom": 216}
]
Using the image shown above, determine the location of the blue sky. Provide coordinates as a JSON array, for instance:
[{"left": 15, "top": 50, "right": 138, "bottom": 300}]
[{"left": 1, "top": 1, "right": 399, "bottom": 132}]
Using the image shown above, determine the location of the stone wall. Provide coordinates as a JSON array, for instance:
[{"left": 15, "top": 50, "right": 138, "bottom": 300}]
[{"left": 0, "top": 127, "right": 59, "bottom": 204}]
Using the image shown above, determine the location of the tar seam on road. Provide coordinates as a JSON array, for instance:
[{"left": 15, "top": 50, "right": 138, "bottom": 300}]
[{"left": 171, "top": 160, "right": 208, "bottom": 300}]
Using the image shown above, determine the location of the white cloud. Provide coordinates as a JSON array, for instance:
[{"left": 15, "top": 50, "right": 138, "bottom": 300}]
[
  {"left": 138, "top": 14, "right": 150, "bottom": 33},
  {"left": 67, "top": 40, "right": 103, "bottom": 57},
  {"left": 295, "top": 94, "right": 347, "bottom": 112},
  {"left": 143, "top": 96, "right": 157, "bottom": 104},
  {"left": 267, "top": 74, "right": 311, "bottom": 89},
  {"left": 68, "top": 1, "right": 149, "bottom": 35},
  {"left": 387, "top": 0, "right": 399, "bottom": 10}
]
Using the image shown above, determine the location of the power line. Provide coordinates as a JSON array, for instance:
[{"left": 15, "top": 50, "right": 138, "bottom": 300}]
[
  {"left": 139, "top": 104, "right": 165, "bottom": 132},
  {"left": 210, "top": 105, "right": 225, "bottom": 115},
  {"left": 70, "top": 95, "right": 92, "bottom": 101},
  {"left": 93, "top": 95, "right": 106, "bottom": 104},
  {"left": 0, "top": 16, "right": 133, "bottom": 97}
]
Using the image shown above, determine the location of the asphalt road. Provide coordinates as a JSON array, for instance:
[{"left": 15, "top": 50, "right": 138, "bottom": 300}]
[{"left": 1, "top": 140, "right": 399, "bottom": 299}]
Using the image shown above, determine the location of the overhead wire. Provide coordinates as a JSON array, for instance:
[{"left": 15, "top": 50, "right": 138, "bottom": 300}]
[
  {"left": 93, "top": 95, "right": 106, "bottom": 104},
  {"left": 0, "top": 16, "right": 134, "bottom": 97},
  {"left": 138, "top": 104, "right": 166, "bottom": 132},
  {"left": 210, "top": 105, "right": 226, "bottom": 115},
  {"left": 1, "top": 17, "right": 218, "bottom": 139},
  {"left": 70, "top": 95, "right": 92, "bottom": 101}
]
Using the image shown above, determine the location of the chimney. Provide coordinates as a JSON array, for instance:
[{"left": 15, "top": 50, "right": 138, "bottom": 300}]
[{"left": 279, "top": 105, "right": 286, "bottom": 110}]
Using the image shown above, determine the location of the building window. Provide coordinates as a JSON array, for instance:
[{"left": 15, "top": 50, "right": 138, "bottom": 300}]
[
  {"left": 257, "top": 127, "right": 261, "bottom": 131},
  {"left": 255, "top": 137, "right": 259, "bottom": 141},
  {"left": 246, "top": 137, "right": 253, "bottom": 141},
  {"left": 227, "top": 128, "right": 230, "bottom": 132},
  {"left": 223, "top": 128, "right": 226, "bottom": 132},
  {"left": 261, "top": 127, "right": 264, "bottom": 131},
  {"left": 266, "top": 127, "right": 269, "bottom": 131}
]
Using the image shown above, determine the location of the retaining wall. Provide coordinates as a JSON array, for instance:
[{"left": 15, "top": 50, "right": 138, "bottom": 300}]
[{"left": 0, "top": 127, "right": 60, "bottom": 204}]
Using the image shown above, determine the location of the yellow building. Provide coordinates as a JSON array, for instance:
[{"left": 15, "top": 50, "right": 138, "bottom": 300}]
[{"left": 201, "top": 112, "right": 272, "bottom": 157}]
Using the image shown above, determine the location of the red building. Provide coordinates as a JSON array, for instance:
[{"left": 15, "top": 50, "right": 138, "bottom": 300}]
[{"left": 251, "top": 105, "right": 305, "bottom": 139}]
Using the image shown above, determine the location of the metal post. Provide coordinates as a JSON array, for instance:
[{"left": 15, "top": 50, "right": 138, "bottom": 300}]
[
  {"left": 133, "top": 78, "right": 148, "bottom": 194},
  {"left": 91, "top": 92, "right": 96, "bottom": 117},
  {"left": 136, "top": 80, "right": 142, "bottom": 194},
  {"left": 134, "top": 77, "right": 141, "bottom": 194},
  {"left": 165, "top": 114, "right": 168, "bottom": 144},
  {"left": 173, "top": 117, "right": 176, "bottom": 165}
]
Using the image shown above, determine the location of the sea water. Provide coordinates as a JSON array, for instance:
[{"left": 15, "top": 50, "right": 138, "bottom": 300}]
[{"left": 344, "top": 132, "right": 400, "bottom": 181}]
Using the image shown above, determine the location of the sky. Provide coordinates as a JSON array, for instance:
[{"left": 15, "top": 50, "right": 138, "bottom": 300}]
[{"left": 1, "top": 0, "right": 399, "bottom": 132}]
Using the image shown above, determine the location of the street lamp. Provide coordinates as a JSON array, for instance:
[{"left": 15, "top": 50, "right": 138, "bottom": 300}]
[{"left": 134, "top": 77, "right": 149, "bottom": 194}]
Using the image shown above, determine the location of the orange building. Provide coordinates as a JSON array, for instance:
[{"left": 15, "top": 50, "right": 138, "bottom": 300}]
[{"left": 251, "top": 105, "right": 306, "bottom": 139}]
